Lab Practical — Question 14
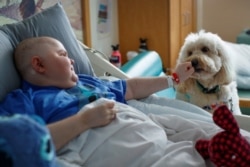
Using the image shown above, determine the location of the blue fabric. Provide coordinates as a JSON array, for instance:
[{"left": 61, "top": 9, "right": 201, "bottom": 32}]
[
  {"left": 0, "top": 74, "right": 126, "bottom": 124},
  {"left": 0, "top": 114, "right": 58, "bottom": 167},
  {"left": 121, "top": 51, "right": 163, "bottom": 77}
]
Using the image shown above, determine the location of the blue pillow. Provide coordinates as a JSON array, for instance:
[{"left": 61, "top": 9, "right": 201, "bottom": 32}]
[
  {"left": 0, "top": 114, "right": 58, "bottom": 167},
  {"left": 0, "top": 3, "right": 94, "bottom": 101}
]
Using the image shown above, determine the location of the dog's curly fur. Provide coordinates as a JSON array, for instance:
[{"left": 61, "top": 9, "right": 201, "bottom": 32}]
[{"left": 175, "top": 31, "right": 241, "bottom": 114}]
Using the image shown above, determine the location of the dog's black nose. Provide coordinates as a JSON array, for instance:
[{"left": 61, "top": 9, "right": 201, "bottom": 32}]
[{"left": 191, "top": 59, "right": 198, "bottom": 68}]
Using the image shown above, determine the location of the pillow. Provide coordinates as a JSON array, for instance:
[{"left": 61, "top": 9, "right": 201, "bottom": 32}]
[
  {"left": 0, "top": 3, "right": 94, "bottom": 101},
  {"left": 224, "top": 41, "right": 250, "bottom": 89}
]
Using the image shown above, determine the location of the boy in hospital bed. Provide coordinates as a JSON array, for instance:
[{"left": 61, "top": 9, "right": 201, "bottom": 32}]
[{"left": 0, "top": 37, "right": 249, "bottom": 167}]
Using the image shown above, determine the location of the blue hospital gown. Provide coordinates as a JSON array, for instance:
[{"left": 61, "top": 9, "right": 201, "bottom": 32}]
[{"left": 0, "top": 74, "right": 126, "bottom": 123}]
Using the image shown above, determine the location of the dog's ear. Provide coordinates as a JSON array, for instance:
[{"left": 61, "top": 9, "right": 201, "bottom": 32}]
[{"left": 213, "top": 42, "right": 235, "bottom": 85}]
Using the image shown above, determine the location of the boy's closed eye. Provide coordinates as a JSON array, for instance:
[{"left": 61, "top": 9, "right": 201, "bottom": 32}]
[{"left": 59, "top": 50, "right": 68, "bottom": 57}]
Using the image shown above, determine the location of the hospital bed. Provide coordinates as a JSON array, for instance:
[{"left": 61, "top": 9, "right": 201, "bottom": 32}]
[
  {"left": 82, "top": 43, "right": 250, "bottom": 132},
  {"left": 0, "top": 2, "right": 250, "bottom": 167}
]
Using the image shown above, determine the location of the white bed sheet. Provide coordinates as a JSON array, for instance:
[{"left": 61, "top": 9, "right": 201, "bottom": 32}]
[{"left": 56, "top": 97, "right": 250, "bottom": 167}]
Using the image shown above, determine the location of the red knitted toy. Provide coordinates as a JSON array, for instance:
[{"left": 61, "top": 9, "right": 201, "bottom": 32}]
[{"left": 195, "top": 105, "right": 250, "bottom": 167}]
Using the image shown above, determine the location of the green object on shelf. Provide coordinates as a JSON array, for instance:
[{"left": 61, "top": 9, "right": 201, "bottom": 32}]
[{"left": 121, "top": 51, "right": 164, "bottom": 77}]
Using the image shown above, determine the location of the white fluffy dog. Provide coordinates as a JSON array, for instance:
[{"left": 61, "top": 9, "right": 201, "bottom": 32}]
[{"left": 175, "top": 31, "right": 241, "bottom": 114}]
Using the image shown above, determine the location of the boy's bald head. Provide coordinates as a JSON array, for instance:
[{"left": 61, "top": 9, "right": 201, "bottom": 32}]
[{"left": 14, "top": 37, "right": 58, "bottom": 77}]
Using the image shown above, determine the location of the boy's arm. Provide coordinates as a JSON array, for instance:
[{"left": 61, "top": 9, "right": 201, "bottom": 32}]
[
  {"left": 125, "top": 77, "right": 171, "bottom": 100},
  {"left": 48, "top": 101, "right": 116, "bottom": 151},
  {"left": 48, "top": 113, "right": 90, "bottom": 151},
  {"left": 125, "top": 62, "right": 194, "bottom": 100}
]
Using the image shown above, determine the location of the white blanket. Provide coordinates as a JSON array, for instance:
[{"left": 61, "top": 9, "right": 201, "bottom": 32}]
[{"left": 56, "top": 97, "right": 250, "bottom": 167}]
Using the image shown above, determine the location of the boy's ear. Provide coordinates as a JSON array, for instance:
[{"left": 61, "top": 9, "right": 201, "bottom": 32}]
[{"left": 31, "top": 56, "right": 45, "bottom": 73}]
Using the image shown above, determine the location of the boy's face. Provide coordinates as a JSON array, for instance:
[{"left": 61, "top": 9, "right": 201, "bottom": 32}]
[{"left": 40, "top": 38, "right": 78, "bottom": 88}]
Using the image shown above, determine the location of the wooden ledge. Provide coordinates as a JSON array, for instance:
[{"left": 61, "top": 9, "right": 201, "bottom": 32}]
[{"left": 240, "top": 98, "right": 250, "bottom": 108}]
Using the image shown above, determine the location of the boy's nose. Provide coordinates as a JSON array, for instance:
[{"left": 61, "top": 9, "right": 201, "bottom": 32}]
[{"left": 70, "top": 59, "right": 75, "bottom": 64}]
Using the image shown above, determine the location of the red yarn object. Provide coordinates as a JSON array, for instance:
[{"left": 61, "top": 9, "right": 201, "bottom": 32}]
[
  {"left": 172, "top": 73, "right": 180, "bottom": 84},
  {"left": 195, "top": 105, "right": 250, "bottom": 167}
]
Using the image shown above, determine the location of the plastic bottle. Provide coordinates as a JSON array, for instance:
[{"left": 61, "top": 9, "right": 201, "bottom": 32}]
[
  {"left": 109, "top": 44, "right": 122, "bottom": 68},
  {"left": 138, "top": 38, "right": 148, "bottom": 53}
]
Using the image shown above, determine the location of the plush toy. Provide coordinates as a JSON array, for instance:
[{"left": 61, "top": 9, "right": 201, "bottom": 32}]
[
  {"left": 0, "top": 114, "right": 58, "bottom": 167},
  {"left": 195, "top": 105, "right": 250, "bottom": 167}
]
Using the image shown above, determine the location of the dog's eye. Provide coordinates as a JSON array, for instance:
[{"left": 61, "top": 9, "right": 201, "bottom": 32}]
[
  {"left": 188, "top": 51, "right": 192, "bottom": 56},
  {"left": 201, "top": 47, "right": 209, "bottom": 53}
]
